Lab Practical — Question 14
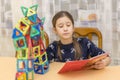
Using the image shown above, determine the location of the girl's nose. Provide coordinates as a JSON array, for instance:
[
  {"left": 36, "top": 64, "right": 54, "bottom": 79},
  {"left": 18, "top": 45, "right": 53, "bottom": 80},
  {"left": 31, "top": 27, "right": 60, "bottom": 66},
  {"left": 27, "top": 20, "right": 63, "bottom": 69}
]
[{"left": 63, "top": 26, "right": 68, "bottom": 31}]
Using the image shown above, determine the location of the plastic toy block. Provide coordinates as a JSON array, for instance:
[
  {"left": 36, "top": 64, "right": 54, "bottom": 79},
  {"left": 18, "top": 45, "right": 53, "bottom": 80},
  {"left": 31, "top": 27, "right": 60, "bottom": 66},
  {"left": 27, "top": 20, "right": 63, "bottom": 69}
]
[
  {"left": 36, "top": 17, "right": 42, "bottom": 23},
  {"left": 31, "top": 35, "right": 40, "bottom": 47},
  {"left": 30, "top": 26, "right": 40, "bottom": 37},
  {"left": 28, "top": 48, "right": 34, "bottom": 59},
  {"left": 15, "top": 18, "right": 30, "bottom": 35},
  {"left": 30, "top": 4, "right": 38, "bottom": 12},
  {"left": 27, "top": 8, "right": 36, "bottom": 17},
  {"left": 26, "top": 35, "right": 34, "bottom": 59},
  {"left": 36, "top": 53, "right": 48, "bottom": 65},
  {"left": 34, "top": 61, "right": 49, "bottom": 74},
  {"left": 27, "top": 59, "right": 34, "bottom": 71},
  {"left": 33, "top": 46, "right": 40, "bottom": 57},
  {"left": 31, "top": 23, "right": 41, "bottom": 32},
  {"left": 12, "top": 28, "right": 23, "bottom": 39},
  {"left": 16, "top": 72, "right": 26, "bottom": 80},
  {"left": 28, "top": 14, "right": 37, "bottom": 23},
  {"left": 21, "top": 6, "right": 28, "bottom": 17},
  {"left": 17, "top": 59, "right": 34, "bottom": 72},
  {"left": 17, "top": 59, "right": 28, "bottom": 72},
  {"left": 21, "top": 4, "right": 38, "bottom": 17},
  {"left": 41, "top": 17, "right": 45, "bottom": 25},
  {"left": 27, "top": 45, "right": 34, "bottom": 59},
  {"left": 39, "top": 38, "right": 46, "bottom": 54},
  {"left": 35, "top": 17, "right": 45, "bottom": 27},
  {"left": 13, "top": 36, "right": 27, "bottom": 50},
  {"left": 34, "top": 53, "right": 48, "bottom": 65},
  {"left": 16, "top": 48, "right": 28, "bottom": 59},
  {"left": 13, "top": 4, "right": 49, "bottom": 79},
  {"left": 22, "top": 17, "right": 34, "bottom": 25},
  {"left": 26, "top": 70, "right": 34, "bottom": 80},
  {"left": 34, "top": 57, "right": 40, "bottom": 64},
  {"left": 40, "top": 52, "right": 48, "bottom": 63}
]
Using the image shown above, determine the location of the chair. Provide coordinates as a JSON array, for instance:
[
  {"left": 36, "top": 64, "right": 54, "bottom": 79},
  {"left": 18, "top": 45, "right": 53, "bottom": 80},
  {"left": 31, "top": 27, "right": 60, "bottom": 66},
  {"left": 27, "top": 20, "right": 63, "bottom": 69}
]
[
  {"left": 44, "top": 31, "right": 49, "bottom": 47},
  {"left": 73, "top": 27, "right": 102, "bottom": 49}
]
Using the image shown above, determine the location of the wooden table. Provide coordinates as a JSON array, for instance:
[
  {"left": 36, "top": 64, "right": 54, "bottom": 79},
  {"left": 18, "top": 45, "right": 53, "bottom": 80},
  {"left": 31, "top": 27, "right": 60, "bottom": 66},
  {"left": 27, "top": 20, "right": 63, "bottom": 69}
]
[{"left": 0, "top": 57, "right": 120, "bottom": 80}]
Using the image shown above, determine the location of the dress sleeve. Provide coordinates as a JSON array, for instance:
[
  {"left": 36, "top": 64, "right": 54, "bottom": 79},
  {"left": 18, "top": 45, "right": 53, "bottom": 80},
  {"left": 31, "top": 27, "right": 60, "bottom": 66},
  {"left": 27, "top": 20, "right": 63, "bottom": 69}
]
[
  {"left": 82, "top": 38, "right": 105, "bottom": 57},
  {"left": 46, "top": 41, "right": 57, "bottom": 62}
]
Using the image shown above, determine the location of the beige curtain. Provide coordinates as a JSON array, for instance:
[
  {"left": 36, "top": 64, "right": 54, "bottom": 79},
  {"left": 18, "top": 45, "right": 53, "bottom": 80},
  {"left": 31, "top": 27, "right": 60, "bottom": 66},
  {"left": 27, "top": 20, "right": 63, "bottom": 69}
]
[{"left": 0, "top": 0, "right": 14, "bottom": 56}]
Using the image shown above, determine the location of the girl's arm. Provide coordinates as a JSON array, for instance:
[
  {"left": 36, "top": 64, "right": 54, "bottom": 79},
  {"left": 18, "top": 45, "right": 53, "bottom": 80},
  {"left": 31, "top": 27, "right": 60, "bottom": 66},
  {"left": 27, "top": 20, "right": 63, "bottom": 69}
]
[{"left": 89, "top": 55, "right": 111, "bottom": 69}]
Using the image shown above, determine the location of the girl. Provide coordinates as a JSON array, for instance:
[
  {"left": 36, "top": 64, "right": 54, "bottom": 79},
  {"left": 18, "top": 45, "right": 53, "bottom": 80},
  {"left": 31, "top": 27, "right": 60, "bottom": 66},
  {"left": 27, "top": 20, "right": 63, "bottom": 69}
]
[{"left": 46, "top": 11, "right": 111, "bottom": 69}]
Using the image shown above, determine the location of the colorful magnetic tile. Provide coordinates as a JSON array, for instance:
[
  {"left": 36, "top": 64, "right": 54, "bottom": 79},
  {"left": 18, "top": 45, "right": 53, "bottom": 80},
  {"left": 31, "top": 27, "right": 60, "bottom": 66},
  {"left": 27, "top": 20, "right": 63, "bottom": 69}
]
[
  {"left": 27, "top": 59, "right": 34, "bottom": 71},
  {"left": 41, "top": 17, "right": 45, "bottom": 25},
  {"left": 16, "top": 48, "right": 28, "bottom": 59},
  {"left": 36, "top": 17, "right": 41, "bottom": 23},
  {"left": 34, "top": 61, "right": 49, "bottom": 74},
  {"left": 13, "top": 36, "right": 27, "bottom": 50},
  {"left": 31, "top": 23, "right": 41, "bottom": 32},
  {"left": 12, "top": 28, "right": 23, "bottom": 39},
  {"left": 33, "top": 46, "right": 40, "bottom": 57},
  {"left": 34, "top": 52, "right": 48, "bottom": 65},
  {"left": 30, "top": 26, "right": 40, "bottom": 37},
  {"left": 28, "top": 49, "right": 34, "bottom": 59},
  {"left": 31, "top": 35, "right": 40, "bottom": 47},
  {"left": 39, "top": 53, "right": 48, "bottom": 64},
  {"left": 21, "top": 6, "right": 28, "bottom": 17},
  {"left": 39, "top": 38, "right": 46, "bottom": 54},
  {"left": 30, "top": 4, "right": 38, "bottom": 12},
  {"left": 16, "top": 72, "right": 26, "bottom": 80},
  {"left": 26, "top": 70, "right": 34, "bottom": 80},
  {"left": 26, "top": 36, "right": 34, "bottom": 59},
  {"left": 34, "top": 57, "right": 40, "bottom": 64},
  {"left": 17, "top": 59, "right": 27, "bottom": 72},
  {"left": 15, "top": 18, "right": 30, "bottom": 35},
  {"left": 22, "top": 17, "right": 34, "bottom": 25},
  {"left": 28, "top": 14, "right": 37, "bottom": 23},
  {"left": 27, "top": 8, "right": 36, "bottom": 17}
]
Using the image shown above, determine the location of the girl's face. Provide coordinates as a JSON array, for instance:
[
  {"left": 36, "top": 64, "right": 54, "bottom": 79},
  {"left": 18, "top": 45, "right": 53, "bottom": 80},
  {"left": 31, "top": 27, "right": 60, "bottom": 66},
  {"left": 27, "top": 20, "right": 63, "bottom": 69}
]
[{"left": 54, "top": 16, "right": 74, "bottom": 40}]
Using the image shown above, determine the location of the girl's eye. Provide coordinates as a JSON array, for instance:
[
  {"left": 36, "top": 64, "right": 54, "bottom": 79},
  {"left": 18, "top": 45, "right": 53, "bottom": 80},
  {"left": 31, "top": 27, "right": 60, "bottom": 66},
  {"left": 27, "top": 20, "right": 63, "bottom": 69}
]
[
  {"left": 67, "top": 25, "right": 70, "bottom": 27},
  {"left": 66, "top": 22, "right": 71, "bottom": 27},
  {"left": 58, "top": 26, "right": 63, "bottom": 28},
  {"left": 57, "top": 23, "right": 63, "bottom": 28}
]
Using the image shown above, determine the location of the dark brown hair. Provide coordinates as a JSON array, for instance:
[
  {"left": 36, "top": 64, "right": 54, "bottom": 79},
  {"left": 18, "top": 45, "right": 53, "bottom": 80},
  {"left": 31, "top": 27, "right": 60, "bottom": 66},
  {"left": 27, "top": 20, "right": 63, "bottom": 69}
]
[{"left": 52, "top": 11, "right": 74, "bottom": 28}]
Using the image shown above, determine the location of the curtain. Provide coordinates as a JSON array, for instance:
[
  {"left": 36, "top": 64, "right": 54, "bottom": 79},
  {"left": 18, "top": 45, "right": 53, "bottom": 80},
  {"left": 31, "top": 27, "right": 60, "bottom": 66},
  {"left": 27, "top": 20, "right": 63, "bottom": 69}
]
[{"left": 0, "top": 0, "right": 14, "bottom": 56}]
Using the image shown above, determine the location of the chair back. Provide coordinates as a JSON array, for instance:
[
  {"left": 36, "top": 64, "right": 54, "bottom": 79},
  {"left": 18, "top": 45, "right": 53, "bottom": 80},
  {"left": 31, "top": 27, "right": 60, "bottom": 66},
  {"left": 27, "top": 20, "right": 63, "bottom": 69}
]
[
  {"left": 74, "top": 27, "right": 102, "bottom": 49},
  {"left": 44, "top": 31, "right": 49, "bottom": 47}
]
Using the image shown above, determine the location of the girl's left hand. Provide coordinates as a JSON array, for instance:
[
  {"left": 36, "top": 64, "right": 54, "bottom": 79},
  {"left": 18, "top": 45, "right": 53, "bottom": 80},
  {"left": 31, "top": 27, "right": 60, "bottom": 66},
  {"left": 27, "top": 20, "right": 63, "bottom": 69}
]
[
  {"left": 91, "top": 59, "right": 106, "bottom": 69},
  {"left": 88, "top": 59, "right": 106, "bottom": 69},
  {"left": 85, "top": 56, "right": 111, "bottom": 70}
]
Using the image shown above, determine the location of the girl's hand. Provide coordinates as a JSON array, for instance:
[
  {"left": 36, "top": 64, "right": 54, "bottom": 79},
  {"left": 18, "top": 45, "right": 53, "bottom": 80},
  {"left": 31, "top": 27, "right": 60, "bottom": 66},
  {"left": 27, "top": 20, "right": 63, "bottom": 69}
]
[
  {"left": 89, "top": 59, "right": 106, "bottom": 69},
  {"left": 87, "top": 56, "right": 111, "bottom": 70}
]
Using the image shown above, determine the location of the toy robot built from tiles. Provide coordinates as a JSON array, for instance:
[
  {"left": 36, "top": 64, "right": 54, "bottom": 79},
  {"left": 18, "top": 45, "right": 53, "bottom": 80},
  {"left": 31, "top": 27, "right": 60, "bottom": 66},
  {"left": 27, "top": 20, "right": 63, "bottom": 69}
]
[{"left": 12, "top": 4, "right": 49, "bottom": 80}]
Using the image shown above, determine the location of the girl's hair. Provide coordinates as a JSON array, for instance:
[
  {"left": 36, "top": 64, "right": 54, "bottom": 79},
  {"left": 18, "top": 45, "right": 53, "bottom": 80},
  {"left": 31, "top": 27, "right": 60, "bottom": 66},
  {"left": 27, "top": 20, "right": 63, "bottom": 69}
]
[
  {"left": 52, "top": 11, "right": 74, "bottom": 28},
  {"left": 57, "top": 38, "right": 82, "bottom": 61},
  {"left": 52, "top": 11, "right": 82, "bottom": 60}
]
